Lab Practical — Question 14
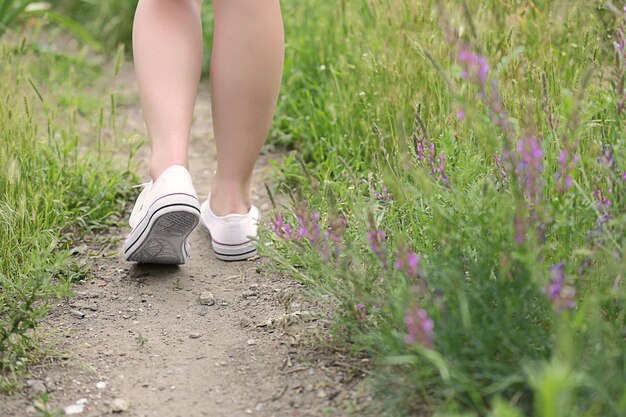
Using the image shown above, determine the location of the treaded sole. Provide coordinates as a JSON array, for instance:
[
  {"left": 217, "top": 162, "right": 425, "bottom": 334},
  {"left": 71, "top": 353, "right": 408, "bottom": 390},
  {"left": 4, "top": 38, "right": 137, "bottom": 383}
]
[
  {"left": 126, "top": 210, "right": 199, "bottom": 265},
  {"left": 199, "top": 220, "right": 258, "bottom": 262},
  {"left": 211, "top": 243, "right": 258, "bottom": 262}
]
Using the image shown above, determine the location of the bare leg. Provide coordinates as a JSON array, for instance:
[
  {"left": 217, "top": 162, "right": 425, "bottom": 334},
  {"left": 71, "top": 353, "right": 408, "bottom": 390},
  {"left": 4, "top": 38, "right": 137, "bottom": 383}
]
[
  {"left": 210, "top": 0, "right": 284, "bottom": 215},
  {"left": 133, "top": 0, "right": 203, "bottom": 181}
]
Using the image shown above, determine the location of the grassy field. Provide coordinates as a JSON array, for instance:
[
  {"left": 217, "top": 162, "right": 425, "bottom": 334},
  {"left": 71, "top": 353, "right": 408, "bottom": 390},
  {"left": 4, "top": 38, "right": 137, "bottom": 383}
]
[
  {"left": 263, "top": 1, "right": 626, "bottom": 416},
  {"left": 0, "top": 30, "right": 133, "bottom": 391},
  {"left": 1, "top": 1, "right": 625, "bottom": 416}
]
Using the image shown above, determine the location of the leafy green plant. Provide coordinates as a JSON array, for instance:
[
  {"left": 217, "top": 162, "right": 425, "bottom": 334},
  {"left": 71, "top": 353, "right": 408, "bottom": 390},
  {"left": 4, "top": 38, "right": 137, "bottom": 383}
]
[
  {"left": 0, "top": 0, "right": 36, "bottom": 36},
  {"left": 51, "top": 0, "right": 136, "bottom": 50},
  {"left": 0, "top": 0, "right": 100, "bottom": 49},
  {"left": 135, "top": 333, "right": 148, "bottom": 348},
  {"left": 0, "top": 39, "right": 132, "bottom": 391},
  {"left": 261, "top": 0, "right": 626, "bottom": 416},
  {"left": 54, "top": 0, "right": 215, "bottom": 71}
]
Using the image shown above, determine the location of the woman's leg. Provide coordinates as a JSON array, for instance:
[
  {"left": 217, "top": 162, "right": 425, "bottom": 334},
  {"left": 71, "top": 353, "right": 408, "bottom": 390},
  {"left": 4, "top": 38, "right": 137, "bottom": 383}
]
[
  {"left": 133, "top": 0, "right": 203, "bottom": 181},
  {"left": 210, "top": 0, "right": 284, "bottom": 215}
]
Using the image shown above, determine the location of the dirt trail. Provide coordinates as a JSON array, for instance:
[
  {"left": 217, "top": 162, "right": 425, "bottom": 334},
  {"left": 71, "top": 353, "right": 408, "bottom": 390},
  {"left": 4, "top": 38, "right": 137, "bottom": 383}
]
[{"left": 1, "top": 66, "right": 365, "bottom": 417}]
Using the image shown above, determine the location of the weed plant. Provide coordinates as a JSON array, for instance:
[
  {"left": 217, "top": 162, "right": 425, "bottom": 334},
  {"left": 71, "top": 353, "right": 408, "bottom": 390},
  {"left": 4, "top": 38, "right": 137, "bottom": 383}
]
[
  {"left": 0, "top": 1, "right": 100, "bottom": 49},
  {"left": 0, "top": 39, "right": 132, "bottom": 391},
  {"left": 262, "top": 1, "right": 626, "bottom": 416},
  {"left": 54, "top": 0, "right": 215, "bottom": 71},
  {"left": 50, "top": 0, "right": 136, "bottom": 51}
]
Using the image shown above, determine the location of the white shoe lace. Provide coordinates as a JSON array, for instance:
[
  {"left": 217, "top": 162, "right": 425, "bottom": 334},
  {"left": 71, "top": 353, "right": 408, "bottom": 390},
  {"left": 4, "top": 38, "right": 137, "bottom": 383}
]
[{"left": 132, "top": 182, "right": 151, "bottom": 189}]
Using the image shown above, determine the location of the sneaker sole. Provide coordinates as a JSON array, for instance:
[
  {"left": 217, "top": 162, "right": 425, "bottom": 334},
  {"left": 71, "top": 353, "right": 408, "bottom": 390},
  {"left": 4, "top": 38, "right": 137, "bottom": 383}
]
[
  {"left": 199, "top": 220, "right": 258, "bottom": 262},
  {"left": 211, "top": 239, "right": 258, "bottom": 262},
  {"left": 124, "top": 194, "right": 200, "bottom": 265}
]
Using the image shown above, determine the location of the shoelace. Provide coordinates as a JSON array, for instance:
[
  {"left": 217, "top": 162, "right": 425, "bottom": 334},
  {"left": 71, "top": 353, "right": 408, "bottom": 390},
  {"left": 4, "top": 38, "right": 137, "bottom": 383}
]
[
  {"left": 132, "top": 182, "right": 151, "bottom": 189},
  {"left": 128, "top": 182, "right": 153, "bottom": 227}
]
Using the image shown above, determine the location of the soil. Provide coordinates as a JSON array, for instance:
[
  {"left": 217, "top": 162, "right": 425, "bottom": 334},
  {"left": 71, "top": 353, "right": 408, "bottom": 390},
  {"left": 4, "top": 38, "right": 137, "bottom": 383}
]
[{"left": 0, "top": 64, "right": 368, "bottom": 417}]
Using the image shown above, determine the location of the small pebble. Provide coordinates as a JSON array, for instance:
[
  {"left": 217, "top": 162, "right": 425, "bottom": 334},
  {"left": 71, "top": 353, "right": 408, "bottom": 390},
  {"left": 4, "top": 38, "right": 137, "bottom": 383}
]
[
  {"left": 242, "top": 290, "right": 257, "bottom": 299},
  {"left": 189, "top": 332, "right": 202, "bottom": 339},
  {"left": 247, "top": 338, "right": 256, "bottom": 346},
  {"left": 64, "top": 404, "right": 84, "bottom": 415},
  {"left": 199, "top": 292, "right": 215, "bottom": 306},
  {"left": 70, "top": 310, "right": 85, "bottom": 319},
  {"left": 26, "top": 379, "right": 47, "bottom": 395},
  {"left": 96, "top": 381, "right": 107, "bottom": 390},
  {"left": 111, "top": 398, "right": 129, "bottom": 413}
]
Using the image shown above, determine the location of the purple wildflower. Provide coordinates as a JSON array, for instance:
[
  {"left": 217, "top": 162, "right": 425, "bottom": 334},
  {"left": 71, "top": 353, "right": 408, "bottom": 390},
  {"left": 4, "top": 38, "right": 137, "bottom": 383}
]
[
  {"left": 356, "top": 303, "right": 366, "bottom": 322},
  {"left": 281, "top": 209, "right": 349, "bottom": 260},
  {"left": 426, "top": 143, "right": 449, "bottom": 187},
  {"left": 368, "top": 228, "right": 387, "bottom": 267},
  {"left": 494, "top": 152, "right": 508, "bottom": 186},
  {"left": 457, "top": 43, "right": 518, "bottom": 150},
  {"left": 614, "top": 23, "right": 626, "bottom": 115},
  {"left": 412, "top": 119, "right": 450, "bottom": 187},
  {"left": 456, "top": 45, "right": 553, "bottom": 244},
  {"left": 587, "top": 187, "right": 612, "bottom": 246},
  {"left": 363, "top": 174, "right": 392, "bottom": 202},
  {"left": 600, "top": 143, "right": 615, "bottom": 171},
  {"left": 375, "top": 185, "right": 391, "bottom": 202},
  {"left": 458, "top": 43, "right": 490, "bottom": 85},
  {"left": 594, "top": 188, "right": 611, "bottom": 225},
  {"left": 271, "top": 213, "right": 293, "bottom": 240},
  {"left": 516, "top": 134, "right": 544, "bottom": 204},
  {"left": 616, "top": 23, "right": 625, "bottom": 53},
  {"left": 578, "top": 258, "right": 591, "bottom": 276},
  {"left": 404, "top": 308, "right": 434, "bottom": 348},
  {"left": 457, "top": 109, "right": 465, "bottom": 121},
  {"left": 543, "top": 262, "right": 576, "bottom": 313},
  {"left": 555, "top": 149, "right": 579, "bottom": 193},
  {"left": 546, "top": 112, "right": 560, "bottom": 130},
  {"left": 394, "top": 249, "right": 421, "bottom": 277},
  {"left": 294, "top": 209, "right": 329, "bottom": 258},
  {"left": 297, "top": 211, "right": 321, "bottom": 241},
  {"left": 324, "top": 215, "right": 348, "bottom": 257},
  {"left": 415, "top": 135, "right": 426, "bottom": 162}
]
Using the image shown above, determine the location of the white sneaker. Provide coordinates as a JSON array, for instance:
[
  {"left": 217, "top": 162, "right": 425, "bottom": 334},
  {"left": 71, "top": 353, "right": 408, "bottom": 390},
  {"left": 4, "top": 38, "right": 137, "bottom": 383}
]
[
  {"left": 200, "top": 195, "right": 259, "bottom": 261},
  {"left": 123, "top": 165, "right": 200, "bottom": 265}
]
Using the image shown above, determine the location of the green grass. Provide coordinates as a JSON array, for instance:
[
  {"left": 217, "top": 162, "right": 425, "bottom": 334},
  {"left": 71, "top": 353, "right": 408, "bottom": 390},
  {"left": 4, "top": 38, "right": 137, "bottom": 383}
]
[
  {"left": 53, "top": 0, "right": 215, "bottom": 71},
  {"left": 259, "top": 1, "right": 626, "bottom": 416},
  {"left": 0, "top": 36, "right": 133, "bottom": 391},
  {"left": 50, "top": 0, "right": 136, "bottom": 51}
]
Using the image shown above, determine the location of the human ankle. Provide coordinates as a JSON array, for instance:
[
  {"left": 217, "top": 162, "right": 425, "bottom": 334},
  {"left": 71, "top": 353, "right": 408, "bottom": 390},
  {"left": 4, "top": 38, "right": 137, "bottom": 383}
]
[{"left": 210, "top": 182, "right": 252, "bottom": 216}]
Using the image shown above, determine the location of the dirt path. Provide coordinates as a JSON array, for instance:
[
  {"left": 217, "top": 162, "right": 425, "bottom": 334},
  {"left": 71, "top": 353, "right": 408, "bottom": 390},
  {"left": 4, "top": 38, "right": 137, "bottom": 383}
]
[{"left": 1, "top": 66, "right": 365, "bottom": 417}]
